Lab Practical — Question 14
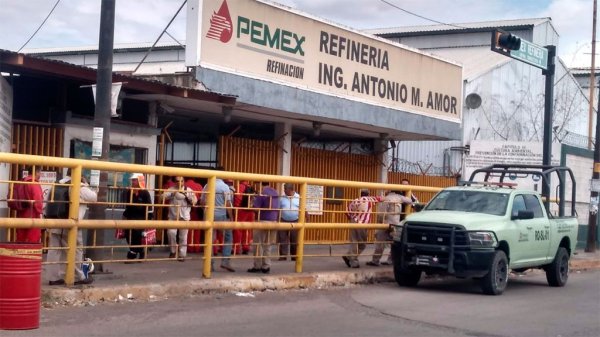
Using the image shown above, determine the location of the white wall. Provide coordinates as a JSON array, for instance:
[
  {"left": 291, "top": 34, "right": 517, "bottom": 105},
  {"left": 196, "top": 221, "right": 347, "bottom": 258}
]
[
  {"left": 565, "top": 153, "right": 593, "bottom": 225},
  {"left": 63, "top": 124, "right": 158, "bottom": 193}
]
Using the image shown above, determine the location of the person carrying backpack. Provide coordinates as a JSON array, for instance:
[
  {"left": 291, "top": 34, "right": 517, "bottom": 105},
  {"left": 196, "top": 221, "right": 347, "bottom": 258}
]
[
  {"left": 47, "top": 175, "right": 97, "bottom": 285},
  {"left": 7, "top": 167, "right": 43, "bottom": 243}
]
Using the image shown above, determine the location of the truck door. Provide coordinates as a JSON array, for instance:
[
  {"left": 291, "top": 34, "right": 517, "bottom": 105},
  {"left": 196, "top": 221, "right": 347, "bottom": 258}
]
[
  {"left": 511, "top": 194, "right": 549, "bottom": 265},
  {"left": 524, "top": 194, "right": 551, "bottom": 263}
]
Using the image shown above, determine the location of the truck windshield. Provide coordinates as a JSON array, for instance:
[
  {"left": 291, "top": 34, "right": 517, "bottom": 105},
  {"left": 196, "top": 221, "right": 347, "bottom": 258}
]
[{"left": 425, "top": 190, "right": 509, "bottom": 216}]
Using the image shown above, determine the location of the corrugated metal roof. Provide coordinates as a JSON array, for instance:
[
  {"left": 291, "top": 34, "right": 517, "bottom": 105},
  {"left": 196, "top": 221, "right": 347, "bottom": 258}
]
[
  {"left": 570, "top": 67, "right": 599, "bottom": 76},
  {"left": 423, "top": 46, "right": 510, "bottom": 82},
  {"left": 0, "top": 49, "right": 236, "bottom": 101},
  {"left": 366, "top": 17, "right": 550, "bottom": 36},
  {"left": 22, "top": 41, "right": 185, "bottom": 55}
]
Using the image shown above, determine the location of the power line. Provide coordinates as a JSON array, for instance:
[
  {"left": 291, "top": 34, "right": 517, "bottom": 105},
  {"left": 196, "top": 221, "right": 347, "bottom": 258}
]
[
  {"left": 17, "top": 0, "right": 61, "bottom": 52},
  {"left": 379, "top": 0, "right": 466, "bottom": 30},
  {"left": 133, "top": 0, "right": 187, "bottom": 73}
]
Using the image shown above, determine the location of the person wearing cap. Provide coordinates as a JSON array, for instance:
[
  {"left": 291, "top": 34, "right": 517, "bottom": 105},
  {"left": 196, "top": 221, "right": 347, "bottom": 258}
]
[
  {"left": 163, "top": 176, "right": 198, "bottom": 261},
  {"left": 342, "top": 189, "right": 382, "bottom": 268},
  {"left": 122, "top": 173, "right": 152, "bottom": 261},
  {"left": 200, "top": 169, "right": 235, "bottom": 272}
]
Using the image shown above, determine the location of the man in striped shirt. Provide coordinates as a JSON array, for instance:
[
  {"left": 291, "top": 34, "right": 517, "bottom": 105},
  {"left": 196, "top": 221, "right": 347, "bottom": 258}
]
[{"left": 343, "top": 189, "right": 381, "bottom": 268}]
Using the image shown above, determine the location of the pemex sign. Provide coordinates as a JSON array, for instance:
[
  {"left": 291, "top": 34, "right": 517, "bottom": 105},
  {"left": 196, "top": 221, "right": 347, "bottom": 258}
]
[{"left": 186, "top": 0, "right": 463, "bottom": 122}]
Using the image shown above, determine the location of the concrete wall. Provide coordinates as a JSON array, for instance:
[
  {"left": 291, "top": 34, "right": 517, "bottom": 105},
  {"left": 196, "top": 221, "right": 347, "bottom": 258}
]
[{"left": 197, "top": 68, "right": 461, "bottom": 141}]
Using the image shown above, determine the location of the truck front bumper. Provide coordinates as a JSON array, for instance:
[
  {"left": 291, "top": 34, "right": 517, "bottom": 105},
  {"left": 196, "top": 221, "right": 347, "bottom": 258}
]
[{"left": 391, "top": 241, "right": 496, "bottom": 278}]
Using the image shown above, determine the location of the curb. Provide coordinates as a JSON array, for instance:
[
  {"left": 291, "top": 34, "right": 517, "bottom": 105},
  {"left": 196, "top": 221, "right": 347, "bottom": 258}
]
[
  {"left": 41, "top": 259, "right": 599, "bottom": 307},
  {"left": 570, "top": 259, "right": 600, "bottom": 271},
  {"left": 42, "top": 270, "right": 395, "bottom": 307}
]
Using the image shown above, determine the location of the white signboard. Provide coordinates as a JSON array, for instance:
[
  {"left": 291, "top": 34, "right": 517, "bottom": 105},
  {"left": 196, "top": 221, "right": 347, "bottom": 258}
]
[
  {"left": 39, "top": 171, "right": 57, "bottom": 213},
  {"left": 187, "top": 0, "right": 463, "bottom": 122},
  {"left": 464, "top": 141, "right": 560, "bottom": 192},
  {"left": 0, "top": 76, "right": 12, "bottom": 212},
  {"left": 92, "top": 127, "right": 103, "bottom": 157},
  {"left": 306, "top": 184, "right": 324, "bottom": 215}
]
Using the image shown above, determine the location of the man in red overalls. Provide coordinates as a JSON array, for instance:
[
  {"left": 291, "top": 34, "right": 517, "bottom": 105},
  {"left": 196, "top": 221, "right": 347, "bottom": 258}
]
[{"left": 10, "top": 167, "right": 43, "bottom": 243}]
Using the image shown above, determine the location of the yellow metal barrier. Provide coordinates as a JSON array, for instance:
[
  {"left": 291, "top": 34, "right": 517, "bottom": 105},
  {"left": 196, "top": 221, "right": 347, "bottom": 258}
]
[{"left": 0, "top": 153, "right": 443, "bottom": 285}]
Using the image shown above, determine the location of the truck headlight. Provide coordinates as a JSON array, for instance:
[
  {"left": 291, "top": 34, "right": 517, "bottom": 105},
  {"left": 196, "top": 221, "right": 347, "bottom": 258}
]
[
  {"left": 390, "top": 222, "right": 405, "bottom": 241},
  {"left": 468, "top": 231, "right": 498, "bottom": 248}
]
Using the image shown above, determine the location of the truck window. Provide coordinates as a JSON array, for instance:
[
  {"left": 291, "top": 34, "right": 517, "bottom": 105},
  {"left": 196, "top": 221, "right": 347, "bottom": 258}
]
[
  {"left": 524, "top": 194, "right": 545, "bottom": 218},
  {"left": 425, "top": 190, "right": 509, "bottom": 216},
  {"left": 511, "top": 195, "right": 527, "bottom": 217}
]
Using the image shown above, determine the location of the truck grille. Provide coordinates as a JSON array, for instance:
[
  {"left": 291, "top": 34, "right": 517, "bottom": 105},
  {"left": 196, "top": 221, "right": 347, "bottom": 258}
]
[{"left": 405, "top": 223, "right": 468, "bottom": 247}]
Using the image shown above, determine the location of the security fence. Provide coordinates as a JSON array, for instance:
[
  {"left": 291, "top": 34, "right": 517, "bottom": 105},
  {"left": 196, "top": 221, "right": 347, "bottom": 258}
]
[{"left": 0, "top": 153, "right": 443, "bottom": 286}]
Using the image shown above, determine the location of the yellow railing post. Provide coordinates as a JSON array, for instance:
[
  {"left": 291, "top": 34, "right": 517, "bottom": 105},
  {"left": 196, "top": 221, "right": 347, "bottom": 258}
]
[
  {"left": 406, "top": 188, "right": 413, "bottom": 216},
  {"left": 295, "top": 182, "right": 308, "bottom": 273},
  {"left": 202, "top": 175, "right": 216, "bottom": 278},
  {"left": 65, "top": 165, "right": 82, "bottom": 286}
]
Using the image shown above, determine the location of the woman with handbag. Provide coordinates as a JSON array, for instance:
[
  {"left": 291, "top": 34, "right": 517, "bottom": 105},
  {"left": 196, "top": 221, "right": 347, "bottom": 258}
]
[{"left": 122, "top": 173, "right": 152, "bottom": 262}]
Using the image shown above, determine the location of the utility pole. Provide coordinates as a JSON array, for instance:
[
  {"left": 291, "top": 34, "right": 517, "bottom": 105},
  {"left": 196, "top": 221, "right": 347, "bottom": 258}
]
[
  {"left": 586, "top": 80, "right": 600, "bottom": 253},
  {"left": 589, "top": 0, "right": 597, "bottom": 151},
  {"left": 87, "top": 0, "right": 116, "bottom": 270},
  {"left": 586, "top": 0, "right": 598, "bottom": 253}
]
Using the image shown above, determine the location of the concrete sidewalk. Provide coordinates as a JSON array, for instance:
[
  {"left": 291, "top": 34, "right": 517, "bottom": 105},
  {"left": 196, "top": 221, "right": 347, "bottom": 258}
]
[{"left": 41, "top": 247, "right": 600, "bottom": 307}]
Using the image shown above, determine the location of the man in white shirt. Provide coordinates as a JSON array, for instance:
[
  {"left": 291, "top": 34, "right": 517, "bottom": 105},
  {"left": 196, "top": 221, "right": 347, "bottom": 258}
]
[{"left": 278, "top": 183, "right": 301, "bottom": 261}]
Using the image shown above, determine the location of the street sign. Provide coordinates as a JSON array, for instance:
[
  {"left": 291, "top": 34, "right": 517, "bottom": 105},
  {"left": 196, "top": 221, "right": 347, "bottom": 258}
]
[{"left": 510, "top": 39, "right": 548, "bottom": 70}]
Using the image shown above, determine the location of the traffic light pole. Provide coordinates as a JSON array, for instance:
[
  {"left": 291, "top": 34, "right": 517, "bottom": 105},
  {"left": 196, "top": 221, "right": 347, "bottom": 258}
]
[{"left": 541, "top": 45, "right": 556, "bottom": 210}]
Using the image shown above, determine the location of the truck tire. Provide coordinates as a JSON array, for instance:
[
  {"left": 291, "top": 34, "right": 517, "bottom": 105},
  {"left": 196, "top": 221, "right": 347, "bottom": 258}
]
[
  {"left": 480, "top": 250, "right": 508, "bottom": 295},
  {"left": 393, "top": 262, "right": 421, "bottom": 287},
  {"left": 546, "top": 247, "right": 569, "bottom": 287}
]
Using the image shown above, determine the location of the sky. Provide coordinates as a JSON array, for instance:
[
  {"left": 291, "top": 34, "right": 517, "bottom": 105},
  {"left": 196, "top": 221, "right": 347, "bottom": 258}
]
[{"left": 0, "top": 0, "right": 594, "bottom": 68}]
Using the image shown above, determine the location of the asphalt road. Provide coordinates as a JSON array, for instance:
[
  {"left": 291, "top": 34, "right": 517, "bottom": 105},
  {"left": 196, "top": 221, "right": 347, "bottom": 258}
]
[{"left": 5, "top": 270, "right": 600, "bottom": 337}]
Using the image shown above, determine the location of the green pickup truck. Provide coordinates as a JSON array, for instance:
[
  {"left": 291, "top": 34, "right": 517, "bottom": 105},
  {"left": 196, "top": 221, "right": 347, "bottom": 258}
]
[{"left": 390, "top": 165, "right": 579, "bottom": 295}]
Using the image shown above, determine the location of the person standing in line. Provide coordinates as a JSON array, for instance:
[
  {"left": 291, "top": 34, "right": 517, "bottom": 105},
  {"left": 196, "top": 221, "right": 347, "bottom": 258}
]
[
  {"left": 47, "top": 175, "right": 97, "bottom": 285},
  {"left": 163, "top": 176, "right": 197, "bottom": 262},
  {"left": 8, "top": 167, "right": 43, "bottom": 243},
  {"left": 247, "top": 182, "right": 279, "bottom": 274},
  {"left": 184, "top": 177, "right": 203, "bottom": 253},
  {"left": 401, "top": 178, "right": 419, "bottom": 204},
  {"left": 278, "top": 183, "right": 300, "bottom": 261},
  {"left": 233, "top": 180, "right": 255, "bottom": 255},
  {"left": 367, "top": 190, "right": 412, "bottom": 267},
  {"left": 122, "top": 173, "right": 152, "bottom": 261},
  {"left": 342, "top": 189, "right": 381, "bottom": 268},
  {"left": 200, "top": 171, "right": 235, "bottom": 272}
]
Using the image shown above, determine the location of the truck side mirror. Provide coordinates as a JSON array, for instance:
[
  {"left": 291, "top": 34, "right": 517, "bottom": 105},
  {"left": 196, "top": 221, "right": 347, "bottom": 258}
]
[{"left": 511, "top": 210, "right": 534, "bottom": 220}]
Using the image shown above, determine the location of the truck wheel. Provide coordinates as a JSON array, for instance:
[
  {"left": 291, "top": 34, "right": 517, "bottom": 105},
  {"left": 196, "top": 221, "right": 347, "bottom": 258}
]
[
  {"left": 546, "top": 247, "right": 569, "bottom": 287},
  {"left": 394, "top": 264, "right": 421, "bottom": 287},
  {"left": 480, "top": 250, "right": 508, "bottom": 295}
]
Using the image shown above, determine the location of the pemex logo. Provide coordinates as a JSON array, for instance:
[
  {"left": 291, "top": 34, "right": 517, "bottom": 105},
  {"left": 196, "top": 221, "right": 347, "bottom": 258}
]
[{"left": 206, "top": 0, "right": 233, "bottom": 43}]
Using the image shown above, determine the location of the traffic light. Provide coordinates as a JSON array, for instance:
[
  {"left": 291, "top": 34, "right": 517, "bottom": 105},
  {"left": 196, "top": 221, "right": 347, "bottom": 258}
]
[
  {"left": 491, "top": 29, "right": 521, "bottom": 56},
  {"left": 498, "top": 32, "right": 521, "bottom": 50}
]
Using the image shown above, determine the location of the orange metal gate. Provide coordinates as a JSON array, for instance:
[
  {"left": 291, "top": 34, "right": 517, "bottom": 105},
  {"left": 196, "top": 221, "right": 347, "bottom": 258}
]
[
  {"left": 11, "top": 123, "right": 64, "bottom": 179},
  {"left": 291, "top": 146, "right": 380, "bottom": 242},
  {"left": 218, "top": 136, "right": 458, "bottom": 243}
]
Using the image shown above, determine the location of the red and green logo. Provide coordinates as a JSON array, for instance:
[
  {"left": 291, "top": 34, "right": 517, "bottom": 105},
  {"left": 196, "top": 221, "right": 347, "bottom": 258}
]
[{"left": 206, "top": 0, "right": 233, "bottom": 43}]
